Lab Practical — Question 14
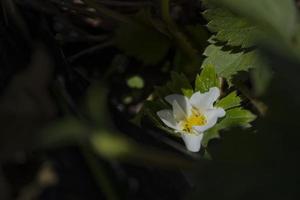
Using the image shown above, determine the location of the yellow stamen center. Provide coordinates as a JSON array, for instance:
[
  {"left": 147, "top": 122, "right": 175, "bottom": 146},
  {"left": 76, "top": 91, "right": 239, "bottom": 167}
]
[{"left": 181, "top": 109, "right": 206, "bottom": 133}]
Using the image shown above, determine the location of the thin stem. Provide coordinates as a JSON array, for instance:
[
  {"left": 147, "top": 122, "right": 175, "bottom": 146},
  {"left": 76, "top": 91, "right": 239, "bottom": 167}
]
[{"left": 68, "top": 40, "right": 114, "bottom": 62}]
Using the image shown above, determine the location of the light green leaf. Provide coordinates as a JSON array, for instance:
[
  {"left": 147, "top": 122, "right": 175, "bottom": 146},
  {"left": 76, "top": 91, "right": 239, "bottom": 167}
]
[
  {"left": 202, "top": 107, "right": 256, "bottom": 146},
  {"left": 195, "top": 64, "right": 219, "bottom": 93},
  {"left": 127, "top": 76, "right": 144, "bottom": 89},
  {"left": 216, "top": 91, "right": 241, "bottom": 110},
  {"left": 115, "top": 15, "right": 171, "bottom": 65},
  {"left": 220, "top": 108, "right": 256, "bottom": 128},
  {"left": 203, "top": 44, "right": 262, "bottom": 82},
  {"left": 208, "top": 0, "right": 297, "bottom": 40},
  {"left": 203, "top": 7, "right": 261, "bottom": 48},
  {"left": 91, "top": 132, "right": 134, "bottom": 159}
]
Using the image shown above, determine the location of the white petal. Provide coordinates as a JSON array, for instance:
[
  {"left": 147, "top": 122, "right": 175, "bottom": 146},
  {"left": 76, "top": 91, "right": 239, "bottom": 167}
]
[
  {"left": 172, "top": 100, "right": 187, "bottom": 121},
  {"left": 193, "top": 108, "right": 225, "bottom": 133},
  {"left": 181, "top": 133, "right": 203, "bottom": 152},
  {"left": 190, "top": 87, "right": 220, "bottom": 110},
  {"left": 157, "top": 109, "right": 178, "bottom": 130},
  {"left": 165, "top": 94, "right": 192, "bottom": 116}
]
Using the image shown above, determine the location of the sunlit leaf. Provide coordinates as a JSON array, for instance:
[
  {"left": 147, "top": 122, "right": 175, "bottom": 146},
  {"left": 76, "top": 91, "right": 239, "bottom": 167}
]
[
  {"left": 195, "top": 64, "right": 219, "bottom": 93},
  {"left": 216, "top": 91, "right": 241, "bottom": 110}
]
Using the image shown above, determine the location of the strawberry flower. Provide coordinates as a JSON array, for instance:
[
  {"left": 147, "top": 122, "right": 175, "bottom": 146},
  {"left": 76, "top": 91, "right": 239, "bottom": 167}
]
[{"left": 157, "top": 87, "right": 225, "bottom": 152}]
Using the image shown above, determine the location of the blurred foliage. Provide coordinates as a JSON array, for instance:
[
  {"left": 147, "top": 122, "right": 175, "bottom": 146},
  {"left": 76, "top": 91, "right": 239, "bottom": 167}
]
[{"left": 0, "top": 0, "right": 299, "bottom": 200}]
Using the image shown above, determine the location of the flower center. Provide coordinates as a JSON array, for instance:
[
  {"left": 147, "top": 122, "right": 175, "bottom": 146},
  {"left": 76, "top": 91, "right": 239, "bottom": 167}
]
[{"left": 181, "top": 109, "right": 207, "bottom": 133}]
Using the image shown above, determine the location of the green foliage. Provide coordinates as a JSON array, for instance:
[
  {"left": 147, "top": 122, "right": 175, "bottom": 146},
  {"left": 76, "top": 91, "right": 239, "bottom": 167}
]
[
  {"left": 39, "top": 118, "right": 88, "bottom": 148},
  {"left": 195, "top": 64, "right": 219, "bottom": 93},
  {"left": 202, "top": 108, "right": 256, "bottom": 147},
  {"left": 208, "top": 0, "right": 297, "bottom": 40},
  {"left": 203, "top": 44, "right": 262, "bottom": 82},
  {"left": 216, "top": 91, "right": 241, "bottom": 110},
  {"left": 203, "top": 7, "right": 261, "bottom": 48},
  {"left": 138, "top": 66, "right": 256, "bottom": 148},
  {"left": 114, "top": 13, "right": 171, "bottom": 65},
  {"left": 127, "top": 76, "right": 144, "bottom": 89},
  {"left": 91, "top": 132, "right": 134, "bottom": 159}
]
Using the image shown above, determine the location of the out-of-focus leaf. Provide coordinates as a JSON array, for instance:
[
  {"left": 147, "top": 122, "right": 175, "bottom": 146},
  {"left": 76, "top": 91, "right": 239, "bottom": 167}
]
[
  {"left": 251, "top": 64, "right": 273, "bottom": 96},
  {"left": 39, "top": 118, "right": 89, "bottom": 148},
  {"left": 208, "top": 0, "right": 297, "bottom": 40},
  {"left": 90, "top": 132, "right": 135, "bottom": 159},
  {"left": 91, "top": 132, "right": 193, "bottom": 168},
  {"left": 85, "top": 84, "right": 113, "bottom": 129},
  {"left": 195, "top": 64, "right": 219, "bottom": 93},
  {"left": 203, "top": 7, "right": 261, "bottom": 48},
  {"left": 216, "top": 91, "right": 241, "bottom": 110},
  {"left": 127, "top": 75, "right": 144, "bottom": 89},
  {"left": 0, "top": 45, "right": 56, "bottom": 159}
]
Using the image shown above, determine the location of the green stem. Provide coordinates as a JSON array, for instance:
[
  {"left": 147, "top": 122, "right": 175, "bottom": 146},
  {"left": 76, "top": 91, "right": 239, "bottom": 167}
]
[{"left": 81, "top": 145, "right": 119, "bottom": 200}]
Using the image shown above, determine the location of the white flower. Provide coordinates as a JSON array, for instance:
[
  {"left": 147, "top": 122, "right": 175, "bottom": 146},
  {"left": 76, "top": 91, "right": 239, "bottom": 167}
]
[{"left": 157, "top": 87, "right": 225, "bottom": 152}]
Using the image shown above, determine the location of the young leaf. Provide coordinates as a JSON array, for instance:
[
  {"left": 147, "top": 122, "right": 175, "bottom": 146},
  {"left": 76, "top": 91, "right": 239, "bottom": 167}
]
[
  {"left": 195, "top": 64, "right": 219, "bottom": 93},
  {"left": 216, "top": 91, "right": 241, "bottom": 110},
  {"left": 203, "top": 7, "right": 261, "bottom": 48}
]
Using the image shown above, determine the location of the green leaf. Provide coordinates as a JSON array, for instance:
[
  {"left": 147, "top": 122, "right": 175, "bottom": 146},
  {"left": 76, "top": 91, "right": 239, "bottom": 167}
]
[
  {"left": 91, "top": 132, "right": 134, "bottom": 159},
  {"left": 85, "top": 84, "right": 114, "bottom": 129},
  {"left": 202, "top": 107, "right": 256, "bottom": 147},
  {"left": 216, "top": 91, "right": 241, "bottom": 110},
  {"left": 127, "top": 76, "right": 144, "bottom": 89},
  {"left": 203, "top": 44, "right": 262, "bottom": 82},
  {"left": 208, "top": 0, "right": 297, "bottom": 40},
  {"left": 115, "top": 14, "right": 171, "bottom": 65},
  {"left": 203, "top": 7, "right": 261, "bottom": 48},
  {"left": 195, "top": 64, "right": 219, "bottom": 93},
  {"left": 220, "top": 107, "right": 256, "bottom": 128}
]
